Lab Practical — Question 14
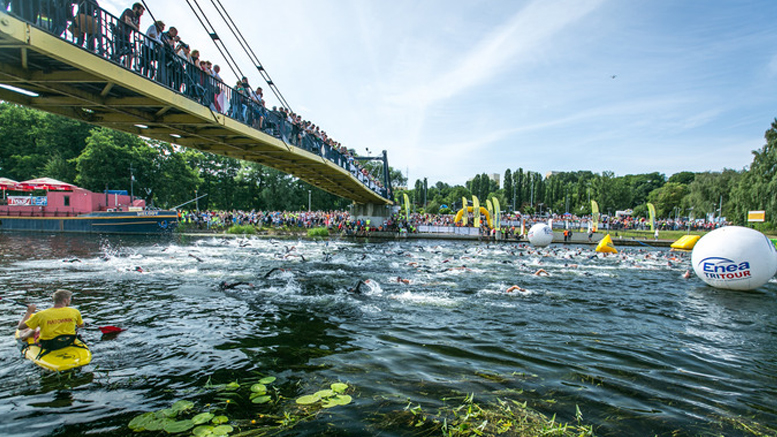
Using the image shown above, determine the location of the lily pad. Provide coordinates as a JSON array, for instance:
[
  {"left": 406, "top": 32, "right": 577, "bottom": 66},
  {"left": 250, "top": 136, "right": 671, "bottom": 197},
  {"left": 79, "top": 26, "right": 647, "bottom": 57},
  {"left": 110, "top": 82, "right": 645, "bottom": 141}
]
[
  {"left": 295, "top": 394, "right": 320, "bottom": 405},
  {"left": 314, "top": 389, "right": 335, "bottom": 399},
  {"left": 250, "top": 384, "right": 267, "bottom": 394},
  {"left": 211, "top": 415, "right": 229, "bottom": 424},
  {"left": 144, "top": 418, "right": 174, "bottom": 431},
  {"left": 128, "top": 412, "right": 155, "bottom": 431},
  {"left": 322, "top": 394, "right": 352, "bottom": 408},
  {"left": 164, "top": 419, "right": 194, "bottom": 434},
  {"left": 258, "top": 376, "right": 276, "bottom": 384},
  {"left": 251, "top": 395, "right": 272, "bottom": 404},
  {"left": 192, "top": 425, "right": 215, "bottom": 437},
  {"left": 159, "top": 408, "right": 178, "bottom": 418},
  {"left": 171, "top": 400, "right": 194, "bottom": 413},
  {"left": 225, "top": 381, "right": 240, "bottom": 391},
  {"left": 331, "top": 383, "right": 348, "bottom": 393},
  {"left": 213, "top": 424, "right": 234, "bottom": 435},
  {"left": 192, "top": 413, "right": 215, "bottom": 425}
]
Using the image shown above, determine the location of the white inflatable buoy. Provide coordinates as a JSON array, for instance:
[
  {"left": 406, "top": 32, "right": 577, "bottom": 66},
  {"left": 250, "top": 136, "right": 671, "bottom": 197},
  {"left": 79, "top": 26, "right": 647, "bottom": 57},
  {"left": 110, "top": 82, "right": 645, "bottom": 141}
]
[
  {"left": 691, "top": 226, "right": 777, "bottom": 290},
  {"left": 527, "top": 223, "right": 554, "bottom": 247}
]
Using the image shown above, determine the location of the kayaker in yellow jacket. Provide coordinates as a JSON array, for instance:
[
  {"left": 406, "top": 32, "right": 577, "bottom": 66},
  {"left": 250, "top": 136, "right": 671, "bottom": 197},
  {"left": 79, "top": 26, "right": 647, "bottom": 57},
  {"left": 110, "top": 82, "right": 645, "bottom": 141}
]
[{"left": 17, "top": 289, "right": 84, "bottom": 346}]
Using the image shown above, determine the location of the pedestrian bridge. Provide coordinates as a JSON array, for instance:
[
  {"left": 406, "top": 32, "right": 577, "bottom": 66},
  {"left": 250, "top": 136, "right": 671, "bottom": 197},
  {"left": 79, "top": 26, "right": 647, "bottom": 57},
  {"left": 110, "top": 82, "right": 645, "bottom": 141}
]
[{"left": 0, "top": 7, "right": 392, "bottom": 205}]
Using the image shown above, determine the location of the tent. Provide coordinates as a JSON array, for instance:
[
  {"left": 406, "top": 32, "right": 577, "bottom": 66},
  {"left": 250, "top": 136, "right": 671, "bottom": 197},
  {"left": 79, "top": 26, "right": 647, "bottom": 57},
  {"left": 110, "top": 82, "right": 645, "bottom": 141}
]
[
  {"left": 0, "top": 177, "right": 20, "bottom": 199},
  {"left": 16, "top": 177, "right": 77, "bottom": 191}
]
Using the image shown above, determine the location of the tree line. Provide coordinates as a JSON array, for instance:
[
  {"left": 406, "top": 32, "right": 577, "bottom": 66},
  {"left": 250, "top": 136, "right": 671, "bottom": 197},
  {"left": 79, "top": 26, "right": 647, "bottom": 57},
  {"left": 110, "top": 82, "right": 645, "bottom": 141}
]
[
  {"left": 401, "top": 119, "right": 777, "bottom": 230},
  {"left": 1, "top": 103, "right": 775, "bottom": 229},
  {"left": 0, "top": 103, "right": 405, "bottom": 211}
]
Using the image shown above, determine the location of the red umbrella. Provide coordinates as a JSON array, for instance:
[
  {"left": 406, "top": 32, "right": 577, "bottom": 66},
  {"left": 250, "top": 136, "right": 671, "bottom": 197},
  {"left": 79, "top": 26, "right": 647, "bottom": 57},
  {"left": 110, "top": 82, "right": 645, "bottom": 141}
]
[{"left": 16, "top": 177, "right": 77, "bottom": 191}]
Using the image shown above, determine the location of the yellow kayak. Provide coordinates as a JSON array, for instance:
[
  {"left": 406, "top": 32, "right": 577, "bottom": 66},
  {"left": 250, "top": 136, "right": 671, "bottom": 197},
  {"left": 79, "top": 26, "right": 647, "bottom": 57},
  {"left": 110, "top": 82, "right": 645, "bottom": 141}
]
[{"left": 15, "top": 330, "right": 92, "bottom": 372}]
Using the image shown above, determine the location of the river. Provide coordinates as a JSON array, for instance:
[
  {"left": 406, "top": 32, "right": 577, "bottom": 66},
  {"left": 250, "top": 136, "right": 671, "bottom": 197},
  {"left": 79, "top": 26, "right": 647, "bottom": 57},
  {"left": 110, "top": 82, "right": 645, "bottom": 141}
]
[{"left": 0, "top": 233, "right": 775, "bottom": 436}]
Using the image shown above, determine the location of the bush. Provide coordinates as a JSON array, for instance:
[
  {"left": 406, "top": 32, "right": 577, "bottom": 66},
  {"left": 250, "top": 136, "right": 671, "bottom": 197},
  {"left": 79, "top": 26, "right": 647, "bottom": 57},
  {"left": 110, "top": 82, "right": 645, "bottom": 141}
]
[
  {"left": 307, "top": 227, "right": 329, "bottom": 238},
  {"left": 227, "top": 224, "right": 257, "bottom": 235}
]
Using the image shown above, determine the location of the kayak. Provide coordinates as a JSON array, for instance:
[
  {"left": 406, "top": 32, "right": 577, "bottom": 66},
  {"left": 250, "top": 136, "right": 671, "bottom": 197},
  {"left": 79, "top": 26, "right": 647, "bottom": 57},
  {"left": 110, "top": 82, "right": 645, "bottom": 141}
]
[{"left": 15, "top": 330, "right": 92, "bottom": 371}]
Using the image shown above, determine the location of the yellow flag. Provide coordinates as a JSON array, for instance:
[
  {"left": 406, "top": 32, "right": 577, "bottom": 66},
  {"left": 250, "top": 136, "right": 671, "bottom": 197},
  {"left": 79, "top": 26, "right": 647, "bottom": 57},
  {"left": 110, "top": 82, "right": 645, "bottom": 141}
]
[
  {"left": 403, "top": 193, "right": 410, "bottom": 218},
  {"left": 647, "top": 203, "right": 656, "bottom": 232},
  {"left": 492, "top": 197, "right": 501, "bottom": 228},
  {"left": 461, "top": 197, "right": 469, "bottom": 226},
  {"left": 591, "top": 200, "right": 600, "bottom": 233},
  {"left": 472, "top": 196, "right": 481, "bottom": 228}
]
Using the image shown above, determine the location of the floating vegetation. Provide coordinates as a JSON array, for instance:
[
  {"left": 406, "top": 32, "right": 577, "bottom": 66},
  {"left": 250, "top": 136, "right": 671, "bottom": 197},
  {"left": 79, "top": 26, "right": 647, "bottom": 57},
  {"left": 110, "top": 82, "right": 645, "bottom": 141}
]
[
  {"left": 295, "top": 382, "right": 352, "bottom": 409},
  {"left": 128, "top": 399, "right": 232, "bottom": 435},
  {"left": 371, "top": 393, "right": 595, "bottom": 437},
  {"left": 126, "top": 376, "right": 354, "bottom": 436}
]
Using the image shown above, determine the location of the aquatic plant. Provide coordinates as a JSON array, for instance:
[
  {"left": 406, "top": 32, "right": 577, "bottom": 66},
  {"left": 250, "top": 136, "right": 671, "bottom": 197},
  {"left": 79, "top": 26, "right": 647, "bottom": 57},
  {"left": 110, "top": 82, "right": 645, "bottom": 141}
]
[
  {"left": 295, "top": 382, "right": 352, "bottom": 409},
  {"left": 371, "top": 394, "right": 595, "bottom": 437},
  {"left": 226, "top": 225, "right": 257, "bottom": 235},
  {"left": 307, "top": 227, "right": 330, "bottom": 238}
]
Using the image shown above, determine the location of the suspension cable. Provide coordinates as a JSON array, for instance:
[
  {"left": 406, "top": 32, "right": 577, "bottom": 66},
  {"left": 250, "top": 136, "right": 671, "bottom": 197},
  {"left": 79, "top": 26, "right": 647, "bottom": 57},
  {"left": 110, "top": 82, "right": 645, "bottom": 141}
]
[
  {"left": 208, "top": 0, "right": 293, "bottom": 112},
  {"left": 184, "top": 0, "right": 244, "bottom": 83}
]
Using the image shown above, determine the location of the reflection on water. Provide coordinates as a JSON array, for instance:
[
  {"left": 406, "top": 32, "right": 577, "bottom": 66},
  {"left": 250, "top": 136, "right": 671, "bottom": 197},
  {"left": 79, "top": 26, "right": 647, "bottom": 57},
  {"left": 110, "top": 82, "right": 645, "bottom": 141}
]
[{"left": 0, "top": 232, "right": 775, "bottom": 436}]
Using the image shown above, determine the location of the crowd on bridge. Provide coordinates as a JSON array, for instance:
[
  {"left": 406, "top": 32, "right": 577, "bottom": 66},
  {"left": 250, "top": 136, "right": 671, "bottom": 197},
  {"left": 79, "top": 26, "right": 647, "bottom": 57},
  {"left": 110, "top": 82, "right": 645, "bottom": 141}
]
[{"left": 2, "top": 0, "right": 390, "bottom": 199}]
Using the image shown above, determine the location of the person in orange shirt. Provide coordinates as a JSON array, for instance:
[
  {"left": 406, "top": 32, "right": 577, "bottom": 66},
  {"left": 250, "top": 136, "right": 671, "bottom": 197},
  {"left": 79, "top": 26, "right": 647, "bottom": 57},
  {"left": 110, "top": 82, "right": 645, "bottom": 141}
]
[{"left": 17, "top": 289, "right": 84, "bottom": 349}]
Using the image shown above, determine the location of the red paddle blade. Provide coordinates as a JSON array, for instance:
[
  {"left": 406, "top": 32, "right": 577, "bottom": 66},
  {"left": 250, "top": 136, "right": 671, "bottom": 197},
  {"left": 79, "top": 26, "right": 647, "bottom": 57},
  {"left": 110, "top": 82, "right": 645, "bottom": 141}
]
[{"left": 99, "top": 326, "right": 124, "bottom": 334}]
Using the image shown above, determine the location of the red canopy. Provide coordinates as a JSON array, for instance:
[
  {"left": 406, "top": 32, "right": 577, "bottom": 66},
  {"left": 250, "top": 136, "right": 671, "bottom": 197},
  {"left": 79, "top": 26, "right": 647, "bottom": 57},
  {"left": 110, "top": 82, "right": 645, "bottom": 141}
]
[
  {"left": 16, "top": 177, "right": 77, "bottom": 191},
  {"left": 0, "top": 177, "right": 20, "bottom": 190}
]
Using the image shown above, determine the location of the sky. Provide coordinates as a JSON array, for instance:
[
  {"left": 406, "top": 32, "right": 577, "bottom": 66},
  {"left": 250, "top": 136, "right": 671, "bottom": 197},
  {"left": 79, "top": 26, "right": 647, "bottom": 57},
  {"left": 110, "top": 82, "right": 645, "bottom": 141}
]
[{"left": 101, "top": 0, "right": 777, "bottom": 187}]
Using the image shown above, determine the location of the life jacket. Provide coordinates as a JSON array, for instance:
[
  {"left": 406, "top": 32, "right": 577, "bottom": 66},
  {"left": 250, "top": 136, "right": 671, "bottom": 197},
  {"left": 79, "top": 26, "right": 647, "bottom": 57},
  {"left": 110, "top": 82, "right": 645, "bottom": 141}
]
[{"left": 34, "top": 334, "right": 88, "bottom": 360}]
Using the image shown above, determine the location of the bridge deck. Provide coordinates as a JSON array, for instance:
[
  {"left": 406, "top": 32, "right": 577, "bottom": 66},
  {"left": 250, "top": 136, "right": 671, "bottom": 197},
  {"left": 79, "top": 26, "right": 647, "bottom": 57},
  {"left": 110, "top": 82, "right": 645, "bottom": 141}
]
[{"left": 0, "top": 12, "right": 390, "bottom": 205}]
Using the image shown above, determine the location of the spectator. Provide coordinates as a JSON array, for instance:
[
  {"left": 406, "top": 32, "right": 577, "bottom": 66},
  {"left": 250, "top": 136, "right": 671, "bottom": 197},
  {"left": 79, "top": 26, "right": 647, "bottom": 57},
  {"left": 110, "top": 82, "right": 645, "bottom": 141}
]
[
  {"left": 114, "top": 2, "right": 144, "bottom": 68},
  {"left": 141, "top": 20, "right": 164, "bottom": 78}
]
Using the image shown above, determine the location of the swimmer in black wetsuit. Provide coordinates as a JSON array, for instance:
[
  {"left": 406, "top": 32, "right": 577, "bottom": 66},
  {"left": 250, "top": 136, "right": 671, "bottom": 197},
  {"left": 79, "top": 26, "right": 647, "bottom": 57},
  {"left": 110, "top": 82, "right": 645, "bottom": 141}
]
[
  {"left": 219, "top": 281, "right": 253, "bottom": 290},
  {"left": 263, "top": 267, "right": 287, "bottom": 278},
  {"left": 348, "top": 279, "right": 371, "bottom": 294}
]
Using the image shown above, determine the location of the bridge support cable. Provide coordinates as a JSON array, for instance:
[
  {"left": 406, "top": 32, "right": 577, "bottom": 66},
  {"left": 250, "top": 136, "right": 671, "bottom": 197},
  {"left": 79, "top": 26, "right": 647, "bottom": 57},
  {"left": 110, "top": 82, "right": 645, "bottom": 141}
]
[
  {"left": 0, "top": 3, "right": 391, "bottom": 204},
  {"left": 207, "top": 0, "right": 293, "bottom": 113},
  {"left": 184, "top": 0, "right": 245, "bottom": 83}
]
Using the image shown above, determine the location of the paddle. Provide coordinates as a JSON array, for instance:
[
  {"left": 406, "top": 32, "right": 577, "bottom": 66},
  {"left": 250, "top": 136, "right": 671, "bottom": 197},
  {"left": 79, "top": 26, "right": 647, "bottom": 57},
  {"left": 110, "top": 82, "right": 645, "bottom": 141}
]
[{"left": 0, "top": 296, "right": 124, "bottom": 334}]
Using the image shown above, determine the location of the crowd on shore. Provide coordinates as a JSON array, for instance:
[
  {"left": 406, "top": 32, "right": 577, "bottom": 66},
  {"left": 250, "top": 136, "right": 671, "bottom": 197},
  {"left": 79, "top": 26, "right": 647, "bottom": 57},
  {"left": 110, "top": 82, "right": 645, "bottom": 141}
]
[
  {"left": 178, "top": 209, "right": 729, "bottom": 237},
  {"left": 4, "top": 1, "right": 389, "bottom": 199}
]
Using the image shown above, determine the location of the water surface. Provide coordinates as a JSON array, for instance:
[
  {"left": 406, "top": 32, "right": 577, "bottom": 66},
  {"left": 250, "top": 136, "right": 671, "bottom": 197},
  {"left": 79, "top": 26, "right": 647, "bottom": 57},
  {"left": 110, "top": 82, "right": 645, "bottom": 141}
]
[{"left": 0, "top": 233, "right": 775, "bottom": 436}]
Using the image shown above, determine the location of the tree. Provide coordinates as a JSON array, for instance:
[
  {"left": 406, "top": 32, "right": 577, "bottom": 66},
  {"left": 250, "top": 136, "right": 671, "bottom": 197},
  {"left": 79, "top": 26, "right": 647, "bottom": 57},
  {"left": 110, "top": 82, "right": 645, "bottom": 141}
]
[
  {"left": 668, "top": 171, "right": 696, "bottom": 185},
  {"left": 503, "top": 169, "right": 513, "bottom": 210},
  {"left": 731, "top": 119, "right": 777, "bottom": 226},
  {"left": 647, "top": 182, "right": 688, "bottom": 217},
  {"left": 683, "top": 169, "right": 740, "bottom": 219}
]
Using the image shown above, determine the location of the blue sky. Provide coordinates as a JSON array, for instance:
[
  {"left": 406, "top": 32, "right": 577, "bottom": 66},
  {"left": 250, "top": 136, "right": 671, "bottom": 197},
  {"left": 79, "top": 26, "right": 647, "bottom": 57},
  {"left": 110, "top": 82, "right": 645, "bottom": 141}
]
[{"left": 103, "top": 0, "right": 777, "bottom": 187}]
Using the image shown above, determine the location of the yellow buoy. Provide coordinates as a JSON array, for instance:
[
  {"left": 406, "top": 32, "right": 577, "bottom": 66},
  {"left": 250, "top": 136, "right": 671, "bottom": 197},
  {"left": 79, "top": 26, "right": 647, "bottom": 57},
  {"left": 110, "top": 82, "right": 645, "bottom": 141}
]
[
  {"left": 670, "top": 235, "right": 700, "bottom": 251},
  {"left": 595, "top": 234, "right": 617, "bottom": 253}
]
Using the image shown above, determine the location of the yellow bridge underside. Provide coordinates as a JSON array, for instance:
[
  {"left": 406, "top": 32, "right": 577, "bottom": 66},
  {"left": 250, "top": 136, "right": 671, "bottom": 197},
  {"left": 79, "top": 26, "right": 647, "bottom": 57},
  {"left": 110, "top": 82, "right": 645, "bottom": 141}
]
[{"left": 0, "top": 13, "right": 390, "bottom": 205}]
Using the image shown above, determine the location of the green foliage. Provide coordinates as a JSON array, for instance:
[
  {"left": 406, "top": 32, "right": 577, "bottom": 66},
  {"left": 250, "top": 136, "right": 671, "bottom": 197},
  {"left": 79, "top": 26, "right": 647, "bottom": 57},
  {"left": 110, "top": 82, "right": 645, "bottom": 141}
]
[
  {"left": 226, "top": 225, "right": 257, "bottom": 235},
  {"left": 647, "top": 182, "right": 688, "bottom": 217},
  {"left": 307, "top": 227, "right": 329, "bottom": 238},
  {"left": 295, "top": 382, "right": 352, "bottom": 409},
  {"left": 730, "top": 119, "right": 777, "bottom": 226}
]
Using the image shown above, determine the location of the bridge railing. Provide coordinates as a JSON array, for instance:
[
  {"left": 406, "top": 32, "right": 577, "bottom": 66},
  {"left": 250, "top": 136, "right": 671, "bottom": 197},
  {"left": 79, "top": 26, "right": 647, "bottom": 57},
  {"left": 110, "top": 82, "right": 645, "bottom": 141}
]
[{"left": 2, "top": 0, "right": 391, "bottom": 200}]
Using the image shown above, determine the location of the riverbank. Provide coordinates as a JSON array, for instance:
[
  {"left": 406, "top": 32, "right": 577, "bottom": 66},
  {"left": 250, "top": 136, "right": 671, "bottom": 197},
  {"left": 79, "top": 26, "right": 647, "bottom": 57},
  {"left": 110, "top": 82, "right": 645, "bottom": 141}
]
[{"left": 179, "top": 228, "right": 676, "bottom": 247}]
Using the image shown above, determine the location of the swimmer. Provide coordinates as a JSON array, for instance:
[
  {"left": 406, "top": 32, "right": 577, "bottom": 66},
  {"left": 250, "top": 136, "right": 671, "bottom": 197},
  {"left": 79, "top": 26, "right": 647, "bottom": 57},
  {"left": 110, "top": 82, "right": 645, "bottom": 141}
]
[
  {"left": 188, "top": 253, "right": 203, "bottom": 262},
  {"left": 263, "top": 267, "right": 287, "bottom": 278},
  {"left": 395, "top": 277, "right": 411, "bottom": 284},
  {"left": 506, "top": 285, "right": 526, "bottom": 293},
  {"left": 348, "top": 279, "right": 372, "bottom": 294},
  {"left": 134, "top": 266, "right": 144, "bottom": 273},
  {"left": 682, "top": 270, "right": 692, "bottom": 279},
  {"left": 63, "top": 258, "right": 81, "bottom": 263},
  {"left": 534, "top": 269, "right": 550, "bottom": 276},
  {"left": 219, "top": 281, "right": 253, "bottom": 290}
]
